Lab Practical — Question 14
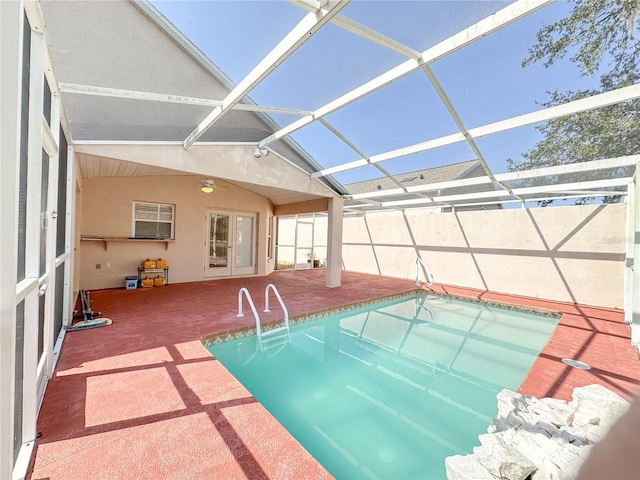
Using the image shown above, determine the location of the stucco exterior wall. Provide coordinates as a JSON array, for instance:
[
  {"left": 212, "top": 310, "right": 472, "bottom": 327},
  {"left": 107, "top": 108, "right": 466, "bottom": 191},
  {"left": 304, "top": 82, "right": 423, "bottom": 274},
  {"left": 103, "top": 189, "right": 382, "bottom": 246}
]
[
  {"left": 79, "top": 175, "right": 275, "bottom": 289},
  {"left": 72, "top": 159, "right": 84, "bottom": 299},
  {"left": 342, "top": 204, "right": 626, "bottom": 308}
]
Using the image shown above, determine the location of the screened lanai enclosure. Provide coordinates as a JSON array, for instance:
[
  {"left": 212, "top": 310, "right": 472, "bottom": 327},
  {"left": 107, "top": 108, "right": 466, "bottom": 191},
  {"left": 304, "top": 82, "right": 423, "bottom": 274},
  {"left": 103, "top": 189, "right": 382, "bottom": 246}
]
[{"left": 2, "top": 0, "right": 639, "bottom": 478}]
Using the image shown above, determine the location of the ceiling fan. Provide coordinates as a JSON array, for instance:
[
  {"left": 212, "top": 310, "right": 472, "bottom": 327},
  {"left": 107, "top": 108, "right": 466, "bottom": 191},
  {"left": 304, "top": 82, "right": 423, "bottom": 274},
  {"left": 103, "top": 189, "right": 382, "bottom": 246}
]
[
  {"left": 200, "top": 178, "right": 216, "bottom": 193},
  {"left": 199, "top": 178, "right": 232, "bottom": 193}
]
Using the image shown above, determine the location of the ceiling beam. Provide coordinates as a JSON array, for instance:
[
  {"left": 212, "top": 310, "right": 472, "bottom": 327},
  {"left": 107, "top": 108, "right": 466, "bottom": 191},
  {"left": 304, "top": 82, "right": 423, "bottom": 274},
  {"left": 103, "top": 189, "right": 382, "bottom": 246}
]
[
  {"left": 348, "top": 155, "right": 639, "bottom": 201},
  {"left": 495, "top": 154, "right": 640, "bottom": 182},
  {"left": 259, "top": 0, "right": 552, "bottom": 149},
  {"left": 348, "top": 191, "right": 629, "bottom": 213},
  {"left": 419, "top": 65, "right": 523, "bottom": 203},
  {"left": 183, "top": 0, "right": 349, "bottom": 148},
  {"left": 314, "top": 84, "right": 640, "bottom": 178},
  {"left": 380, "top": 178, "right": 632, "bottom": 207},
  {"left": 318, "top": 118, "right": 418, "bottom": 195},
  {"left": 306, "top": 0, "right": 518, "bottom": 202},
  {"left": 58, "top": 83, "right": 314, "bottom": 116},
  {"left": 291, "top": 0, "right": 422, "bottom": 59}
]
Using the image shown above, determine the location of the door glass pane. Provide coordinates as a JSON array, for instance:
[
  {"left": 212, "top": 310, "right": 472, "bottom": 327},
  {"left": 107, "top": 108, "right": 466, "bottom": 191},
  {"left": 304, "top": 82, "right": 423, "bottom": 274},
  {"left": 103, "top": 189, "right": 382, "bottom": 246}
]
[
  {"left": 54, "top": 264, "right": 64, "bottom": 339},
  {"left": 235, "top": 215, "right": 253, "bottom": 268},
  {"left": 38, "top": 291, "right": 45, "bottom": 359},
  {"left": 43, "top": 74, "right": 52, "bottom": 126},
  {"left": 40, "top": 149, "right": 49, "bottom": 277},
  {"left": 56, "top": 133, "right": 68, "bottom": 257},
  {"left": 17, "top": 13, "right": 31, "bottom": 282},
  {"left": 209, "top": 214, "right": 228, "bottom": 268},
  {"left": 14, "top": 300, "right": 25, "bottom": 463}
]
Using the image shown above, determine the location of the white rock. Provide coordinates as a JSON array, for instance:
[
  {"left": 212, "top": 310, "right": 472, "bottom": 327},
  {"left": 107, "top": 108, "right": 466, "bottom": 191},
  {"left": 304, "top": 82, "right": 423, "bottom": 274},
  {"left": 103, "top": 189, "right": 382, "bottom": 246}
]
[
  {"left": 572, "top": 410, "right": 601, "bottom": 427},
  {"left": 497, "top": 389, "right": 526, "bottom": 418},
  {"left": 516, "top": 409, "right": 537, "bottom": 425},
  {"left": 509, "top": 428, "right": 558, "bottom": 466},
  {"left": 472, "top": 443, "right": 537, "bottom": 480},
  {"left": 491, "top": 416, "right": 516, "bottom": 433},
  {"left": 478, "top": 433, "right": 503, "bottom": 448},
  {"left": 551, "top": 428, "right": 579, "bottom": 446},
  {"left": 519, "top": 421, "right": 552, "bottom": 439},
  {"left": 570, "top": 384, "right": 629, "bottom": 428},
  {"left": 535, "top": 417, "right": 560, "bottom": 436},
  {"left": 538, "top": 397, "right": 574, "bottom": 427},
  {"left": 506, "top": 410, "right": 526, "bottom": 428},
  {"left": 546, "top": 442, "right": 591, "bottom": 480},
  {"left": 532, "top": 458, "right": 565, "bottom": 480},
  {"left": 560, "top": 424, "right": 605, "bottom": 445},
  {"left": 445, "top": 454, "right": 495, "bottom": 480},
  {"left": 446, "top": 385, "right": 626, "bottom": 480}
]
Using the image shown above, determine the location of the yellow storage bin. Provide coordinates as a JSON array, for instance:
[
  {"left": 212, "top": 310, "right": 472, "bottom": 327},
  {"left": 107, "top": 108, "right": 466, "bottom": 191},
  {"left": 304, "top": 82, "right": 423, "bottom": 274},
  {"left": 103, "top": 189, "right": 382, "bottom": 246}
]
[
  {"left": 141, "top": 277, "right": 153, "bottom": 288},
  {"left": 156, "top": 258, "right": 168, "bottom": 269},
  {"left": 153, "top": 276, "right": 165, "bottom": 287},
  {"left": 142, "top": 259, "right": 156, "bottom": 269}
]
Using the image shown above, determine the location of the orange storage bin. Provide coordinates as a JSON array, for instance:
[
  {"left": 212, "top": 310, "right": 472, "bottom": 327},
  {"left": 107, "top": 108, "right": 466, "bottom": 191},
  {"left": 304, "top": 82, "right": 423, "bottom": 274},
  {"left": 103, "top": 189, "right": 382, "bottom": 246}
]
[
  {"left": 142, "top": 259, "right": 156, "bottom": 269},
  {"left": 141, "top": 277, "right": 153, "bottom": 288},
  {"left": 156, "top": 258, "right": 168, "bottom": 269},
  {"left": 153, "top": 276, "right": 165, "bottom": 287}
]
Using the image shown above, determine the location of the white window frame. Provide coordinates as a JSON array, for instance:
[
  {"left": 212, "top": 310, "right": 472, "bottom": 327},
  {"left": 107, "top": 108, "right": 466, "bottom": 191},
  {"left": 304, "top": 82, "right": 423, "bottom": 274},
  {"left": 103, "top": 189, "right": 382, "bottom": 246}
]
[{"left": 132, "top": 201, "right": 175, "bottom": 240}]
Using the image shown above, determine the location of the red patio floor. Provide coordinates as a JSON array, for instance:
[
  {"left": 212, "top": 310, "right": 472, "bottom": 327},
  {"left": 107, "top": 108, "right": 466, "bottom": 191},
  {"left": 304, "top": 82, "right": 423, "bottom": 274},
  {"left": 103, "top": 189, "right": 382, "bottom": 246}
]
[{"left": 28, "top": 270, "right": 639, "bottom": 480}]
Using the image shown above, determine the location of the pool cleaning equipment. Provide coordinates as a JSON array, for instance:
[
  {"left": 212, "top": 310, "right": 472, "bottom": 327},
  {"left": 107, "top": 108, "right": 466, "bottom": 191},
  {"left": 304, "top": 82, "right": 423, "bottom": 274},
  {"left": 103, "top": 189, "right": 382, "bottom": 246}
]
[{"left": 65, "top": 289, "right": 112, "bottom": 331}]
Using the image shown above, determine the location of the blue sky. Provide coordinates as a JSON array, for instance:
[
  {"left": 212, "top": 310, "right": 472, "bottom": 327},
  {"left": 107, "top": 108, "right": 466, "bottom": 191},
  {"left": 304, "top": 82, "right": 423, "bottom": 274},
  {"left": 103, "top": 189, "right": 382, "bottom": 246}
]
[{"left": 150, "top": 1, "right": 602, "bottom": 185}]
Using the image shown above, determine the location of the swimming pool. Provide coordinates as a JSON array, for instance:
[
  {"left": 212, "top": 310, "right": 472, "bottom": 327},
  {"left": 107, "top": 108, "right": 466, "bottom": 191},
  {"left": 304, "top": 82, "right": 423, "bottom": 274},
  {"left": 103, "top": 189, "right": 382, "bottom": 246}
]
[{"left": 208, "top": 293, "right": 560, "bottom": 479}]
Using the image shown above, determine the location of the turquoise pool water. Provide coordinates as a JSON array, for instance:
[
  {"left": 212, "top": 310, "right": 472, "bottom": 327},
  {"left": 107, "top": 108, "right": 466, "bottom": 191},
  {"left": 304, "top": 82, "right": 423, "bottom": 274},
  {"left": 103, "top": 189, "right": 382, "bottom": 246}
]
[{"left": 208, "top": 293, "right": 559, "bottom": 479}]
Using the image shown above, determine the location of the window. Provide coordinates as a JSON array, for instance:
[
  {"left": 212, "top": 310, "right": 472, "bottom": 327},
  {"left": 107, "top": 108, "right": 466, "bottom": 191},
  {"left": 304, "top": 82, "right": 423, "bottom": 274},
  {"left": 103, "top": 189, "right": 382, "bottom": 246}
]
[{"left": 133, "top": 201, "right": 175, "bottom": 239}]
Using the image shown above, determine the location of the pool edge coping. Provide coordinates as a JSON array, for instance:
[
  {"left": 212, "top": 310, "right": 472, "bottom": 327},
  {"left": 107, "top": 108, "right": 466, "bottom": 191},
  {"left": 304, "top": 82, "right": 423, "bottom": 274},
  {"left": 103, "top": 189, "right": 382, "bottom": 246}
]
[{"left": 200, "top": 287, "right": 562, "bottom": 347}]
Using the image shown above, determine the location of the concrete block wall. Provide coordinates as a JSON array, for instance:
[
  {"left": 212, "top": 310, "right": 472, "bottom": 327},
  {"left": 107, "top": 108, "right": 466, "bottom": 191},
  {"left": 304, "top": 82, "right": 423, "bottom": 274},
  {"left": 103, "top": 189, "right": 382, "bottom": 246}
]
[{"left": 342, "top": 204, "right": 626, "bottom": 308}]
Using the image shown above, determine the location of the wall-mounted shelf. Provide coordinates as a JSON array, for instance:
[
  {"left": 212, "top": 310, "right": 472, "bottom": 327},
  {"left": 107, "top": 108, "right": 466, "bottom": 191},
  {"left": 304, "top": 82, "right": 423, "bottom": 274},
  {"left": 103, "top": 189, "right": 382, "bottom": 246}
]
[{"left": 81, "top": 235, "right": 173, "bottom": 251}]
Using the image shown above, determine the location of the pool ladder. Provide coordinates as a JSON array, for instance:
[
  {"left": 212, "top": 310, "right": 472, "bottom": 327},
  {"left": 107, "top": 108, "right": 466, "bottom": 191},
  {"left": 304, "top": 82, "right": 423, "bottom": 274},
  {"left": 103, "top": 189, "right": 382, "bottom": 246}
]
[
  {"left": 238, "top": 284, "right": 291, "bottom": 351},
  {"left": 415, "top": 257, "right": 435, "bottom": 286}
]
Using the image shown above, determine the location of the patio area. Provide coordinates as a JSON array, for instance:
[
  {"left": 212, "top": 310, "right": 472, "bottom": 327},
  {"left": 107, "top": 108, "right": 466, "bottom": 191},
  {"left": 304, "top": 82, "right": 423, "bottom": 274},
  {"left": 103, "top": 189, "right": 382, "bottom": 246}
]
[{"left": 28, "top": 270, "right": 639, "bottom": 480}]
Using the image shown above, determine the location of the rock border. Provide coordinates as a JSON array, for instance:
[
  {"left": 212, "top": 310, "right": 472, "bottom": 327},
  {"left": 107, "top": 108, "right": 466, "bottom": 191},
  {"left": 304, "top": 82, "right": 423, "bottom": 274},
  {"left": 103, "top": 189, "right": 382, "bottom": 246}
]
[{"left": 445, "top": 384, "right": 630, "bottom": 480}]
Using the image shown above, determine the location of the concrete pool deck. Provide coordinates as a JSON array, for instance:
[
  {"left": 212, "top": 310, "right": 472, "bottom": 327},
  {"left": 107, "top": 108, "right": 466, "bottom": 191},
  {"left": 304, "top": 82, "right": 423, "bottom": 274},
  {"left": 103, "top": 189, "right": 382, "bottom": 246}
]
[{"left": 28, "top": 270, "right": 640, "bottom": 479}]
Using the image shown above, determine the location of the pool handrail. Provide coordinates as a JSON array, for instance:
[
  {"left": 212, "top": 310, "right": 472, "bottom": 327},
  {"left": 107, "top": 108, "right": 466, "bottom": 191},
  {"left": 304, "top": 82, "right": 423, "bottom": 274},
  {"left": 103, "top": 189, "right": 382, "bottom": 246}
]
[
  {"left": 237, "top": 285, "right": 290, "bottom": 342},
  {"left": 237, "top": 287, "right": 264, "bottom": 336},
  {"left": 415, "top": 257, "right": 435, "bottom": 286},
  {"left": 263, "top": 283, "right": 290, "bottom": 335}
]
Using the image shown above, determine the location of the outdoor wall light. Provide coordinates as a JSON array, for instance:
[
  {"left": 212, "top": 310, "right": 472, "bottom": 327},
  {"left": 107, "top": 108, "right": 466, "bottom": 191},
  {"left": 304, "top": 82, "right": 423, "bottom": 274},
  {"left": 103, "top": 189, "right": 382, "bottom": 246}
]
[{"left": 254, "top": 147, "right": 270, "bottom": 158}]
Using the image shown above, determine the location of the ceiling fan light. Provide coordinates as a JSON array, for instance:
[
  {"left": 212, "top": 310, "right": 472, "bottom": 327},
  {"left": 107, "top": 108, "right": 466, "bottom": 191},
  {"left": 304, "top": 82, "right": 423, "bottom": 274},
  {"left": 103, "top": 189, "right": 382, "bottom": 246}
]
[{"left": 200, "top": 178, "right": 215, "bottom": 193}]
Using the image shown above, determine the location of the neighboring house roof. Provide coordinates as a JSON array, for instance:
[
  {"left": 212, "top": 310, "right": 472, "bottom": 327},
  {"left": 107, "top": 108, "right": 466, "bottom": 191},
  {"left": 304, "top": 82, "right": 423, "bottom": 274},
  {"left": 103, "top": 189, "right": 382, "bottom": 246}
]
[
  {"left": 343, "top": 160, "right": 483, "bottom": 195},
  {"left": 343, "top": 160, "right": 503, "bottom": 211}
]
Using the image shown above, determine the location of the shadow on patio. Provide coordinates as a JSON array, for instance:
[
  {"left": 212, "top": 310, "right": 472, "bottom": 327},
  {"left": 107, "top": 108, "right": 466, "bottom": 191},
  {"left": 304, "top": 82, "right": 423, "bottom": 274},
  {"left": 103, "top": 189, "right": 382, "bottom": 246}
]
[{"left": 29, "top": 270, "right": 639, "bottom": 479}]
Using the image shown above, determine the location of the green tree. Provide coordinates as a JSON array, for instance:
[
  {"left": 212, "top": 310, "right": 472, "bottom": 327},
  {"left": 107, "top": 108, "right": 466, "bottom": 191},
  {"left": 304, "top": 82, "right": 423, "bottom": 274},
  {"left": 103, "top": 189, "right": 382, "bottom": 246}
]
[{"left": 508, "top": 0, "right": 640, "bottom": 183}]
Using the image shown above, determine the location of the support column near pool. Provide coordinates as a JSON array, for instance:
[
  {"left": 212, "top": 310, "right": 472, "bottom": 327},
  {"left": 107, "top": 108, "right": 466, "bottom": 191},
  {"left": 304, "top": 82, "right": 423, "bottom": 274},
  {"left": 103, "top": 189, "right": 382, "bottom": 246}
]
[
  {"left": 326, "top": 196, "right": 343, "bottom": 288},
  {"left": 624, "top": 162, "right": 640, "bottom": 353}
]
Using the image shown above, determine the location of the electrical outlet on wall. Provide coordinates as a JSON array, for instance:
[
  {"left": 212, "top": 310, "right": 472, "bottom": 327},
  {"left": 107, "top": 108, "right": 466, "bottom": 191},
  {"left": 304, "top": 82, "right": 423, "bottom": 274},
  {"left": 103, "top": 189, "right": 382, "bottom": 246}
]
[{"left": 106, "top": 262, "right": 111, "bottom": 269}]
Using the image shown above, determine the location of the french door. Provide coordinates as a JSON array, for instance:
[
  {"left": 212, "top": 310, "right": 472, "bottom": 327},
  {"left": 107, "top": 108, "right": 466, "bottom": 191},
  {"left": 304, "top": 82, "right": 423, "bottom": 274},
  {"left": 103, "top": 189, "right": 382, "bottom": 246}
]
[{"left": 205, "top": 210, "right": 256, "bottom": 277}]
